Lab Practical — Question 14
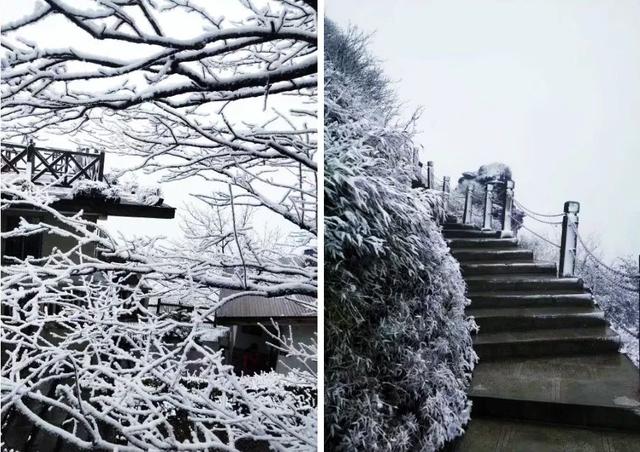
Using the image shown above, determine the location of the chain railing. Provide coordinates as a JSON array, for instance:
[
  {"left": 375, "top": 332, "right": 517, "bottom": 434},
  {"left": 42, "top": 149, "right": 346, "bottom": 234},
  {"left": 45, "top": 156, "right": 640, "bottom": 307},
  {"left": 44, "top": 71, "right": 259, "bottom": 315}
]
[
  {"left": 412, "top": 156, "right": 639, "bottom": 277},
  {"left": 414, "top": 157, "right": 640, "bottom": 374}
]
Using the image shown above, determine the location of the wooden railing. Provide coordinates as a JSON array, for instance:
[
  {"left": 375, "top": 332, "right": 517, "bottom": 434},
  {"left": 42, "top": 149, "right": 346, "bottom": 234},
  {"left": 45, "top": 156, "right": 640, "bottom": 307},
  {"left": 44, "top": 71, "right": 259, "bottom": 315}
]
[{"left": 1, "top": 142, "right": 105, "bottom": 187}]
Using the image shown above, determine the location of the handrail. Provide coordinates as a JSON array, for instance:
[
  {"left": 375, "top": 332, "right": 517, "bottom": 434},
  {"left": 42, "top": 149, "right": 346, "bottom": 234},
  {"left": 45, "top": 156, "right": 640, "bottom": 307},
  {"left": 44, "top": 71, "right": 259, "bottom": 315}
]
[
  {"left": 1, "top": 140, "right": 105, "bottom": 187},
  {"left": 1, "top": 142, "right": 102, "bottom": 158}
]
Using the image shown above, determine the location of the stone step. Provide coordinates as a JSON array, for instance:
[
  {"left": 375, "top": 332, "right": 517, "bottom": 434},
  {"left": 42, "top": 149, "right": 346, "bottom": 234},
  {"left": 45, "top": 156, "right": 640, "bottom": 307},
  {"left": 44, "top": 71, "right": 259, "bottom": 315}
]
[
  {"left": 447, "top": 238, "right": 519, "bottom": 249},
  {"left": 469, "top": 306, "right": 607, "bottom": 332},
  {"left": 466, "top": 276, "right": 584, "bottom": 292},
  {"left": 442, "top": 222, "right": 480, "bottom": 231},
  {"left": 469, "top": 354, "right": 640, "bottom": 431},
  {"left": 461, "top": 262, "right": 557, "bottom": 276},
  {"left": 468, "top": 292, "right": 594, "bottom": 308},
  {"left": 473, "top": 327, "right": 620, "bottom": 360},
  {"left": 443, "top": 229, "right": 502, "bottom": 239},
  {"left": 453, "top": 416, "right": 640, "bottom": 451},
  {"left": 452, "top": 248, "right": 534, "bottom": 262}
]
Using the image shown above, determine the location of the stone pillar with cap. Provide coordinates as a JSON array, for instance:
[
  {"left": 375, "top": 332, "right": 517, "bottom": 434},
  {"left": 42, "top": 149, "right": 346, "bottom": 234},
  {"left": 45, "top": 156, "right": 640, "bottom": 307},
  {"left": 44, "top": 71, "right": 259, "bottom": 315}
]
[
  {"left": 500, "top": 180, "right": 515, "bottom": 238},
  {"left": 482, "top": 182, "right": 495, "bottom": 231},
  {"left": 463, "top": 185, "right": 473, "bottom": 225},
  {"left": 559, "top": 201, "right": 580, "bottom": 277},
  {"left": 427, "top": 161, "right": 434, "bottom": 189}
]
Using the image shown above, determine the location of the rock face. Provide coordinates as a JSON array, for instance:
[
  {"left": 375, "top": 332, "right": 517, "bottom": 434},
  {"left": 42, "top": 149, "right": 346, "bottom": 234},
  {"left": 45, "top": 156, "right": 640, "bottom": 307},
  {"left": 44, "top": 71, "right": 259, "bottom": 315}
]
[
  {"left": 456, "top": 162, "right": 512, "bottom": 188},
  {"left": 442, "top": 221, "right": 640, "bottom": 450},
  {"left": 450, "top": 162, "right": 524, "bottom": 233}
]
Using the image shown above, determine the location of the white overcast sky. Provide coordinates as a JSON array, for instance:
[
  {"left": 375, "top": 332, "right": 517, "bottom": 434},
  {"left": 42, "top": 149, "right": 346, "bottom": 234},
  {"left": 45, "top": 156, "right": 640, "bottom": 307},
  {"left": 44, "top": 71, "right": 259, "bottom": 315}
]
[{"left": 329, "top": 0, "right": 640, "bottom": 261}]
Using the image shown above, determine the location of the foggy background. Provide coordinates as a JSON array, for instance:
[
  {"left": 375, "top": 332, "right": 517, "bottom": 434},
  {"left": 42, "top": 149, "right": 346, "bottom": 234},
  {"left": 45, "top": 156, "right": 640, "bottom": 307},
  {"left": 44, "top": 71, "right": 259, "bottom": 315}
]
[{"left": 329, "top": 0, "right": 640, "bottom": 261}]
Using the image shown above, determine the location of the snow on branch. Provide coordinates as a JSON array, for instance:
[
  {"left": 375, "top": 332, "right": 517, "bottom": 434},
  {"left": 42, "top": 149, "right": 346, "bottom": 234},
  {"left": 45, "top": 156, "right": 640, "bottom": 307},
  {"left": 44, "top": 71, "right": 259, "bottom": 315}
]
[
  {"left": 1, "top": 177, "right": 317, "bottom": 450},
  {"left": 2, "top": 1, "right": 317, "bottom": 448},
  {"left": 2, "top": 0, "right": 317, "bottom": 132}
]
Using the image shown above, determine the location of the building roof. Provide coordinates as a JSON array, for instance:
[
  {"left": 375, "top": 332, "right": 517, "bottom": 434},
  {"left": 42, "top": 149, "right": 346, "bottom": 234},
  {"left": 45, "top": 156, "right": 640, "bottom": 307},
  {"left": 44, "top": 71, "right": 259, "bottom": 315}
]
[{"left": 216, "top": 291, "right": 316, "bottom": 322}]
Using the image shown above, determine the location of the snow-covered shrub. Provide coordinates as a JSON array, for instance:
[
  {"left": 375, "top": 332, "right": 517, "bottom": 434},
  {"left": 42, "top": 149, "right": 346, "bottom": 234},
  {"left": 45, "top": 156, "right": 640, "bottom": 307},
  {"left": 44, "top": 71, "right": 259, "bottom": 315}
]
[
  {"left": 71, "top": 179, "right": 120, "bottom": 200},
  {"left": 71, "top": 178, "right": 162, "bottom": 205},
  {"left": 325, "top": 21, "right": 477, "bottom": 451}
]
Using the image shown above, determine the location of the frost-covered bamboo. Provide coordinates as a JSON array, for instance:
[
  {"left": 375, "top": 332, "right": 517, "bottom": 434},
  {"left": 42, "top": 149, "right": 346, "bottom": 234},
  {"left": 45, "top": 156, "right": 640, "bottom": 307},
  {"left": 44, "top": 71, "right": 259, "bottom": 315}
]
[{"left": 325, "top": 21, "right": 476, "bottom": 452}]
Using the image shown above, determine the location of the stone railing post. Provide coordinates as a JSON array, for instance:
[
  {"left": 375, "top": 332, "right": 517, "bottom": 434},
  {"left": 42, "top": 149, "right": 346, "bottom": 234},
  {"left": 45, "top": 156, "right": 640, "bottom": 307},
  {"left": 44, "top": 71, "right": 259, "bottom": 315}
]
[
  {"left": 482, "top": 182, "right": 494, "bottom": 231},
  {"left": 441, "top": 176, "right": 450, "bottom": 213},
  {"left": 463, "top": 185, "right": 473, "bottom": 225},
  {"left": 500, "top": 180, "right": 515, "bottom": 238},
  {"left": 558, "top": 201, "right": 580, "bottom": 277},
  {"left": 427, "top": 161, "right": 434, "bottom": 189},
  {"left": 417, "top": 161, "right": 426, "bottom": 187}
]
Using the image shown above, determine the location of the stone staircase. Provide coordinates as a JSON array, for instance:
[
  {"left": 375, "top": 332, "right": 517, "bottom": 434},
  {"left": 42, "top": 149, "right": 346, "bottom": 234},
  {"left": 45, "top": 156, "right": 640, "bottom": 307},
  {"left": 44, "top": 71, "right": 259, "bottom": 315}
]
[{"left": 444, "top": 222, "right": 640, "bottom": 451}]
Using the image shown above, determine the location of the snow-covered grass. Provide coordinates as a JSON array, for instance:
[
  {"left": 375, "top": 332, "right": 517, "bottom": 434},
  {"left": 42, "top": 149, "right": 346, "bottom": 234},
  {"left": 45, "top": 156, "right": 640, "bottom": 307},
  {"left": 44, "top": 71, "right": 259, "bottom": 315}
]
[{"left": 324, "top": 21, "right": 477, "bottom": 452}]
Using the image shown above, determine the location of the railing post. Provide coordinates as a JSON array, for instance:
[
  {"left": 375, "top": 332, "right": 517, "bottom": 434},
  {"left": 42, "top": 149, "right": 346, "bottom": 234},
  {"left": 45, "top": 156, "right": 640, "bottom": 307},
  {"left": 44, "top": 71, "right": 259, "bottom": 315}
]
[
  {"left": 442, "top": 176, "right": 450, "bottom": 213},
  {"left": 463, "top": 185, "right": 473, "bottom": 225},
  {"left": 64, "top": 153, "right": 70, "bottom": 186},
  {"left": 500, "top": 179, "right": 515, "bottom": 238},
  {"left": 26, "top": 140, "right": 35, "bottom": 182},
  {"left": 426, "top": 161, "right": 434, "bottom": 189},
  {"left": 98, "top": 151, "right": 105, "bottom": 181},
  {"left": 482, "top": 182, "right": 494, "bottom": 231},
  {"left": 558, "top": 201, "right": 580, "bottom": 277}
]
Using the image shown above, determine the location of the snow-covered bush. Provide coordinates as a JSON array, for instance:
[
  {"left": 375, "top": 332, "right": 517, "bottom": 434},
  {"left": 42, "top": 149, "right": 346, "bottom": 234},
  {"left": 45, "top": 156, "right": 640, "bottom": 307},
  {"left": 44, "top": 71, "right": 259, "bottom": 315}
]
[
  {"left": 71, "top": 179, "right": 120, "bottom": 200},
  {"left": 71, "top": 178, "right": 162, "bottom": 206},
  {"left": 324, "top": 21, "right": 477, "bottom": 451}
]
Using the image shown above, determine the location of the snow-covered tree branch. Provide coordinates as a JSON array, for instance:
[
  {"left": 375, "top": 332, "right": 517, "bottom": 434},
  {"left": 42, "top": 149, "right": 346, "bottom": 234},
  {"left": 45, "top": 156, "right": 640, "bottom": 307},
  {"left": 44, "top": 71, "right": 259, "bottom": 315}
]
[{"left": 1, "top": 1, "right": 317, "bottom": 450}]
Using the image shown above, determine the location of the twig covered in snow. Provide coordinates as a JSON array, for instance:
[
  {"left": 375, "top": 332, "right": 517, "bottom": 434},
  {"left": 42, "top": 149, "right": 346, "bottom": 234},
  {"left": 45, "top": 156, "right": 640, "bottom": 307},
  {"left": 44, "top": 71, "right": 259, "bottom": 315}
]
[
  {"left": 1, "top": 176, "right": 317, "bottom": 450},
  {"left": 1, "top": 1, "right": 317, "bottom": 449}
]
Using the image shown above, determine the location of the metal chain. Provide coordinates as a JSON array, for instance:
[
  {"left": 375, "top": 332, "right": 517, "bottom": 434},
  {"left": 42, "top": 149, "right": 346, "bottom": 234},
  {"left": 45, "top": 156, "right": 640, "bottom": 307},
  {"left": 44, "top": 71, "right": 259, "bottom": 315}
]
[
  {"left": 589, "top": 262, "right": 640, "bottom": 292},
  {"left": 514, "top": 199, "right": 564, "bottom": 218},
  {"left": 614, "top": 322, "right": 639, "bottom": 338},
  {"left": 511, "top": 216, "right": 561, "bottom": 248},
  {"left": 572, "top": 223, "right": 640, "bottom": 280},
  {"left": 521, "top": 215, "right": 563, "bottom": 226}
]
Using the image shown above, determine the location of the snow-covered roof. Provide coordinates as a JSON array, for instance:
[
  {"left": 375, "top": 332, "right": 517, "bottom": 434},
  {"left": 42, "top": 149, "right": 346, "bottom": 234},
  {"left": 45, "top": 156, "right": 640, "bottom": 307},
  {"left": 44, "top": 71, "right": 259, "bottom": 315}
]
[{"left": 216, "top": 291, "right": 316, "bottom": 321}]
